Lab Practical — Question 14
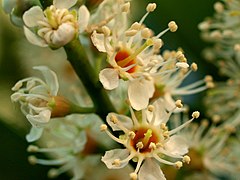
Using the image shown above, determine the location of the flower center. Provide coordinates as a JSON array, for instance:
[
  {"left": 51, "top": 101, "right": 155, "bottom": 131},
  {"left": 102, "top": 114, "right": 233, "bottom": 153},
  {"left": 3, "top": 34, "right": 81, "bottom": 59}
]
[
  {"left": 131, "top": 127, "right": 159, "bottom": 153},
  {"left": 115, "top": 49, "right": 137, "bottom": 73}
]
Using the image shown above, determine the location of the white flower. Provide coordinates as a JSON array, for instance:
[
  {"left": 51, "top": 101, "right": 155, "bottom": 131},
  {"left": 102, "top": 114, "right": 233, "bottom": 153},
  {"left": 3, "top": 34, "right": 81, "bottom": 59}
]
[
  {"left": 101, "top": 100, "right": 199, "bottom": 179},
  {"left": 92, "top": 2, "right": 179, "bottom": 110},
  {"left": 171, "top": 115, "right": 240, "bottom": 179},
  {"left": 152, "top": 50, "right": 213, "bottom": 112},
  {"left": 27, "top": 114, "right": 116, "bottom": 179},
  {"left": 11, "top": 66, "right": 59, "bottom": 142},
  {"left": 22, "top": 0, "right": 90, "bottom": 48}
]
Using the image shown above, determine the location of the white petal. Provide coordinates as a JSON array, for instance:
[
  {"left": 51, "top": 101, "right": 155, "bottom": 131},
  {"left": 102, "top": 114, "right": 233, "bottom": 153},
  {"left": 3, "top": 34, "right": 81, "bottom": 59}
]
[
  {"left": 107, "top": 113, "right": 133, "bottom": 131},
  {"left": 23, "top": 6, "right": 44, "bottom": 27},
  {"left": 139, "top": 158, "right": 166, "bottom": 180},
  {"left": 53, "top": 0, "right": 77, "bottom": 9},
  {"left": 163, "top": 92, "right": 179, "bottom": 112},
  {"left": 99, "top": 68, "right": 119, "bottom": 90},
  {"left": 78, "top": 5, "right": 90, "bottom": 33},
  {"left": 26, "top": 109, "right": 51, "bottom": 128},
  {"left": 164, "top": 135, "right": 188, "bottom": 156},
  {"left": 91, "top": 31, "right": 106, "bottom": 52},
  {"left": 26, "top": 127, "right": 44, "bottom": 142},
  {"left": 51, "top": 23, "right": 76, "bottom": 47},
  {"left": 102, "top": 149, "right": 129, "bottom": 169},
  {"left": 146, "top": 98, "right": 168, "bottom": 125},
  {"left": 128, "top": 79, "right": 154, "bottom": 111},
  {"left": 33, "top": 66, "right": 59, "bottom": 95},
  {"left": 23, "top": 26, "right": 48, "bottom": 47}
]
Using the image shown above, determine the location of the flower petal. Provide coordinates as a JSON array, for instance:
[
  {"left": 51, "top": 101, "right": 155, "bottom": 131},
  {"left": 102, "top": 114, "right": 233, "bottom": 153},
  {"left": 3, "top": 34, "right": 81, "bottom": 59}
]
[
  {"left": 99, "top": 68, "right": 119, "bottom": 90},
  {"left": 23, "top": 26, "right": 48, "bottom": 47},
  {"left": 107, "top": 113, "right": 133, "bottom": 131},
  {"left": 26, "top": 109, "right": 51, "bottom": 128},
  {"left": 26, "top": 127, "right": 44, "bottom": 142},
  {"left": 78, "top": 5, "right": 90, "bottom": 33},
  {"left": 23, "top": 6, "right": 44, "bottom": 27},
  {"left": 164, "top": 135, "right": 189, "bottom": 156},
  {"left": 146, "top": 98, "right": 168, "bottom": 125},
  {"left": 53, "top": 0, "right": 77, "bottom": 9},
  {"left": 102, "top": 149, "right": 130, "bottom": 169},
  {"left": 128, "top": 79, "right": 154, "bottom": 111},
  {"left": 33, "top": 66, "right": 59, "bottom": 95},
  {"left": 91, "top": 31, "right": 107, "bottom": 52},
  {"left": 138, "top": 158, "right": 166, "bottom": 180},
  {"left": 51, "top": 23, "right": 76, "bottom": 47}
]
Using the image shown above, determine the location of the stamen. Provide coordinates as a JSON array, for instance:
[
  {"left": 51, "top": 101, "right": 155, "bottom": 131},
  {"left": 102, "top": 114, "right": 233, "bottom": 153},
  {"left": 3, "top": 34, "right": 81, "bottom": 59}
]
[
  {"left": 175, "top": 161, "right": 183, "bottom": 169},
  {"left": 130, "top": 172, "right": 137, "bottom": 180},
  {"left": 146, "top": 3, "right": 157, "bottom": 12},
  {"left": 182, "top": 155, "right": 191, "bottom": 164}
]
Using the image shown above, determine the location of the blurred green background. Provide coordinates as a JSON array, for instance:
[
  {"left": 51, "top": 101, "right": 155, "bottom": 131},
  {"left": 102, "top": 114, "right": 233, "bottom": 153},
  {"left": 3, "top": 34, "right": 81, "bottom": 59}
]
[{"left": 0, "top": 0, "right": 216, "bottom": 179}]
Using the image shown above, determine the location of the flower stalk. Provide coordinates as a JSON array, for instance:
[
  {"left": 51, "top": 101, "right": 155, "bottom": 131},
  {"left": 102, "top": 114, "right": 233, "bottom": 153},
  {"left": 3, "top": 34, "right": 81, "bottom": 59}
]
[{"left": 64, "top": 38, "right": 116, "bottom": 120}]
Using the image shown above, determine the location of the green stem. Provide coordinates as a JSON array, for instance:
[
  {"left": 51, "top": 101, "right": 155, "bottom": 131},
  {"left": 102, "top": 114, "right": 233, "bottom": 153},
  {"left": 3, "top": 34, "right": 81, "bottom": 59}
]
[
  {"left": 70, "top": 104, "right": 95, "bottom": 114},
  {"left": 64, "top": 39, "right": 116, "bottom": 120}
]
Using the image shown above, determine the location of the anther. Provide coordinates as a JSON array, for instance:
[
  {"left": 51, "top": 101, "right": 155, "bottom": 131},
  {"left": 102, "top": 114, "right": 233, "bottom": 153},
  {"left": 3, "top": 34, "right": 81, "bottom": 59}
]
[
  {"left": 214, "top": 2, "right": 224, "bottom": 13},
  {"left": 160, "top": 123, "right": 168, "bottom": 131},
  {"left": 168, "top": 21, "right": 178, "bottom": 32},
  {"left": 234, "top": 44, "right": 240, "bottom": 52},
  {"left": 153, "top": 38, "right": 163, "bottom": 49},
  {"left": 27, "top": 145, "right": 39, "bottom": 152},
  {"left": 146, "top": 3, "right": 157, "bottom": 12},
  {"left": 100, "top": 124, "right": 107, "bottom": 131},
  {"left": 12, "top": 81, "right": 23, "bottom": 91},
  {"left": 130, "top": 172, "right": 138, "bottom": 180},
  {"left": 175, "top": 161, "right": 183, "bottom": 169},
  {"left": 28, "top": 155, "right": 37, "bottom": 165},
  {"left": 128, "top": 131, "right": 136, "bottom": 139},
  {"left": 121, "top": 2, "right": 130, "bottom": 13},
  {"left": 176, "top": 62, "right": 189, "bottom": 69},
  {"left": 175, "top": 100, "right": 183, "bottom": 108},
  {"left": 182, "top": 155, "right": 191, "bottom": 164},
  {"left": 163, "top": 131, "right": 169, "bottom": 138},
  {"left": 206, "top": 81, "right": 215, "bottom": 88},
  {"left": 149, "top": 142, "right": 157, "bottom": 150},
  {"left": 147, "top": 105, "right": 155, "bottom": 112},
  {"left": 192, "top": 111, "right": 200, "bottom": 119},
  {"left": 130, "top": 22, "right": 141, "bottom": 30},
  {"left": 136, "top": 142, "right": 144, "bottom": 149},
  {"left": 210, "top": 30, "right": 222, "bottom": 40},
  {"left": 143, "top": 72, "right": 152, "bottom": 81},
  {"left": 48, "top": 169, "right": 58, "bottom": 178},
  {"left": 156, "top": 142, "right": 163, "bottom": 148},
  {"left": 125, "top": 30, "right": 138, "bottom": 36},
  {"left": 102, "top": 26, "right": 111, "bottom": 36},
  {"left": 191, "top": 63, "right": 198, "bottom": 71},
  {"left": 204, "top": 75, "right": 213, "bottom": 82},
  {"left": 141, "top": 28, "right": 152, "bottom": 39}
]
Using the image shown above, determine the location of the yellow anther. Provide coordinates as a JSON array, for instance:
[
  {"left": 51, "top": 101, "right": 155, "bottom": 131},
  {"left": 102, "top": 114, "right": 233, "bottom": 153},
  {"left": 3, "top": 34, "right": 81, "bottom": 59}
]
[
  {"left": 183, "top": 155, "right": 191, "bottom": 164},
  {"left": 146, "top": 3, "right": 157, "bottom": 12},
  {"left": 100, "top": 124, "right": 107, "bottom": 131},
  {"left": 168, "top": 21, "right": 178, "bottom": 32},
  {"left": 192, "top": 111, "right": 200, "bottom": 119},
  {"left": 175, "top": 161, "right": 183, "bottom": 169}
]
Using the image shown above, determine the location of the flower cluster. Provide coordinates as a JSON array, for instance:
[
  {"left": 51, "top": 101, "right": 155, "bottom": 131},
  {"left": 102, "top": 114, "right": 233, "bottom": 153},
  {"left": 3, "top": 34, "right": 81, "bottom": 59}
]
[
  {"left": 3, "top": 0, "right": 234, "bottom": 179},
  {"left": 199, "top": 0, "right": 240, "bottom": 122}
]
